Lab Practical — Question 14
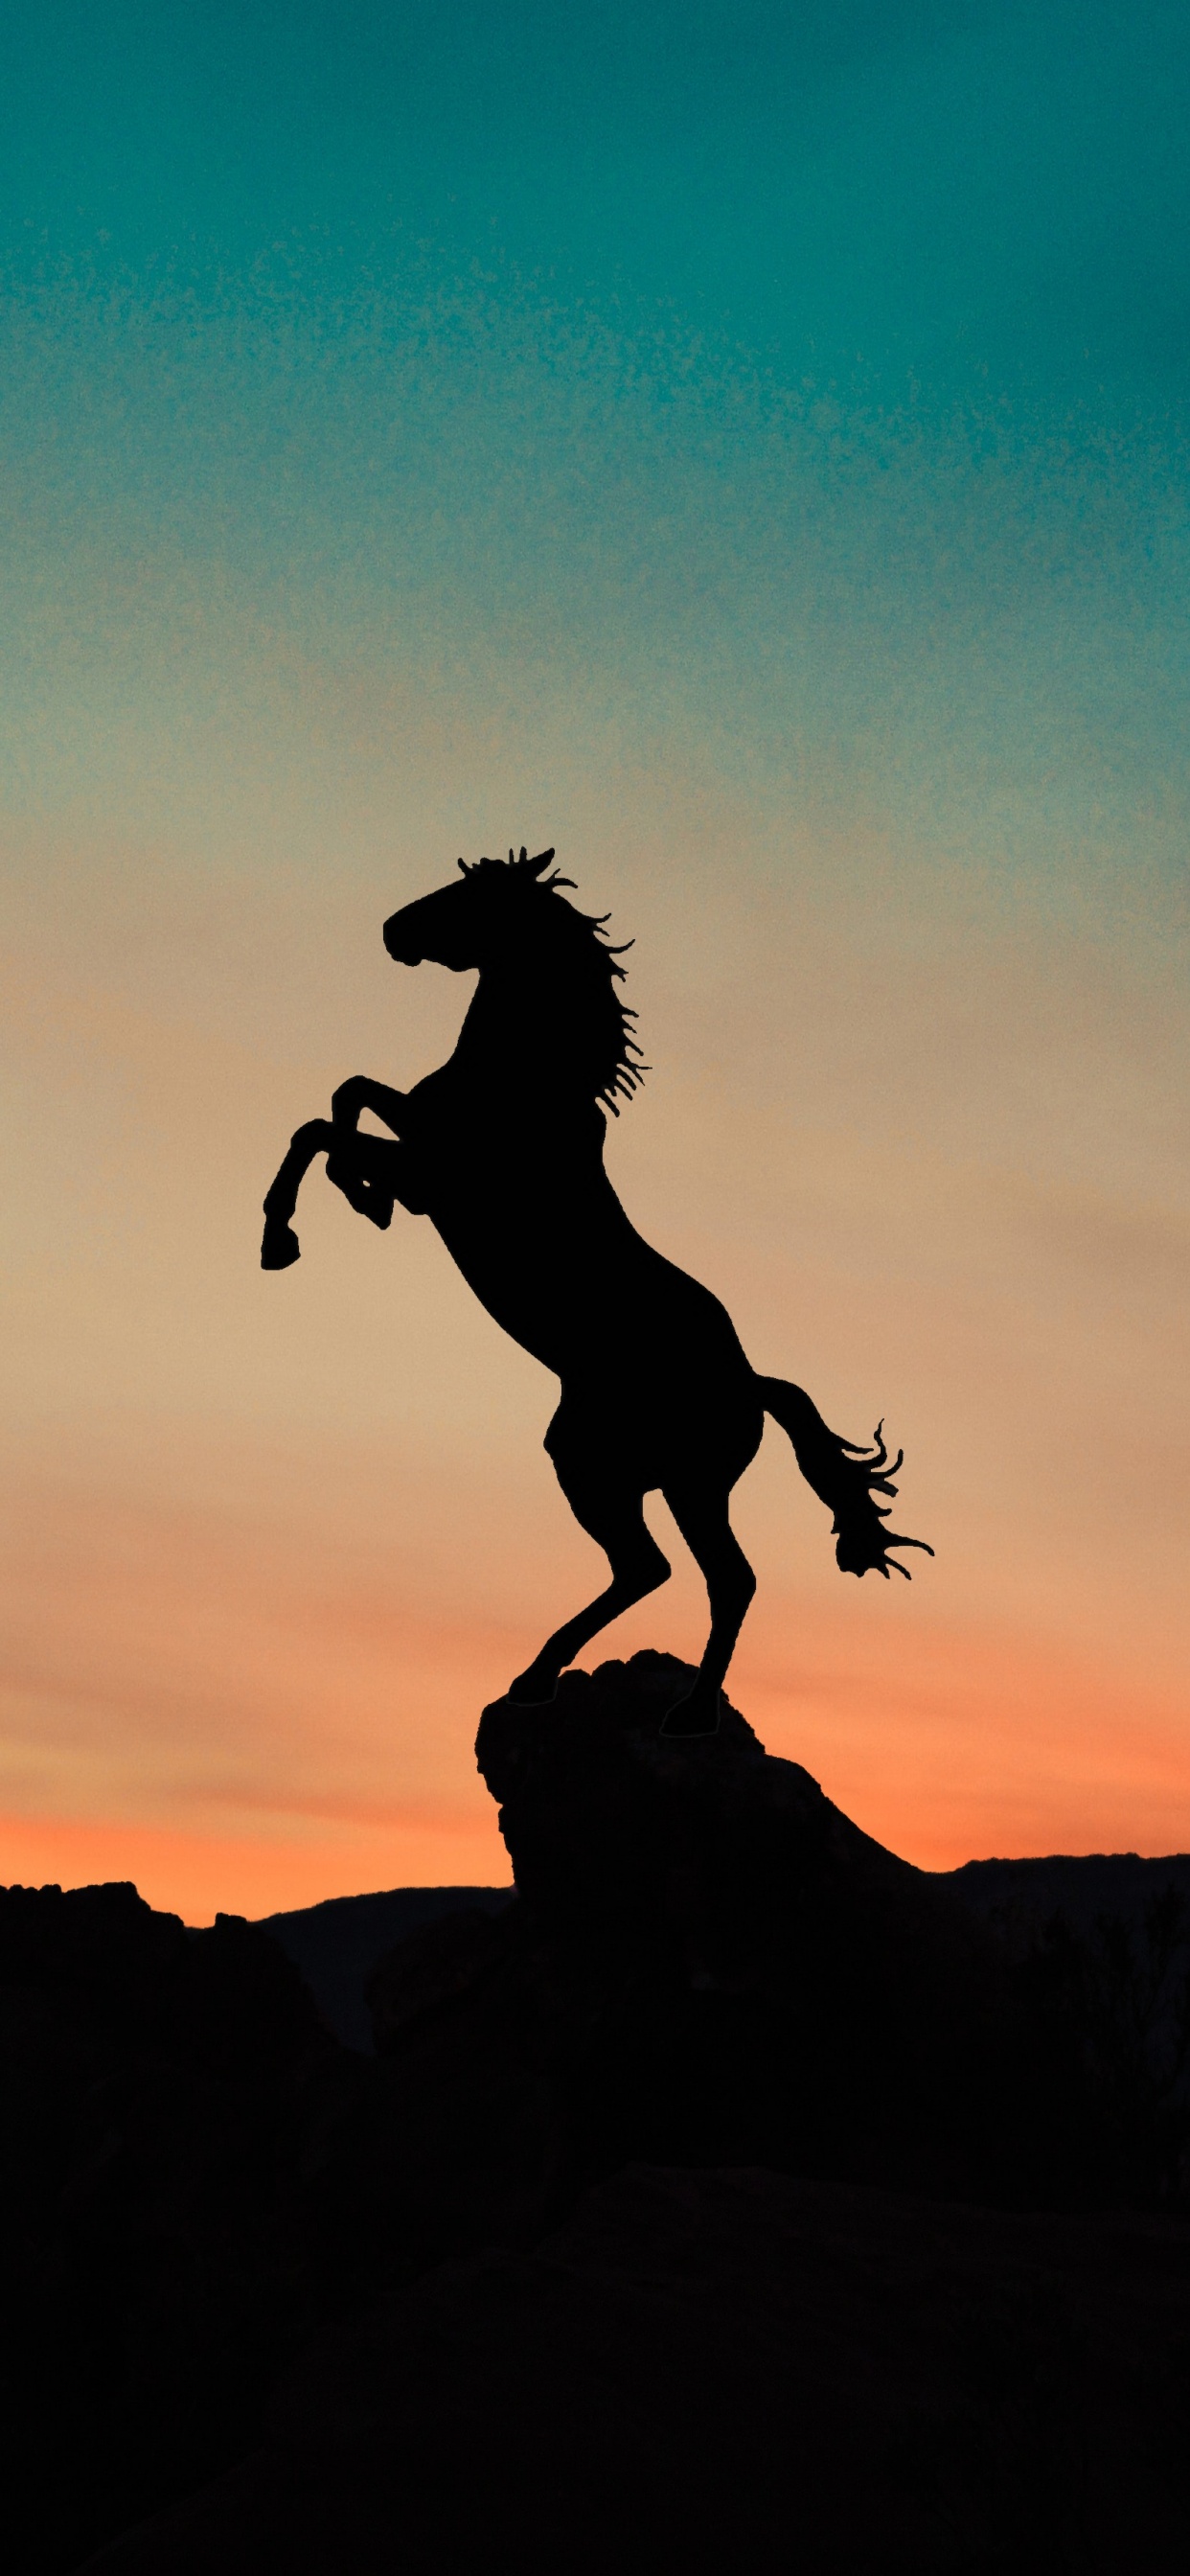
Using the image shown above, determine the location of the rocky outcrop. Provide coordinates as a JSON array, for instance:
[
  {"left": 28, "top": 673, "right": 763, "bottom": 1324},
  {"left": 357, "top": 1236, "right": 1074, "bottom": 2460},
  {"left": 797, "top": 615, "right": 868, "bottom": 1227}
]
[{"left": 469, "top": 1650, "right": 1088, "bottom": 2203}]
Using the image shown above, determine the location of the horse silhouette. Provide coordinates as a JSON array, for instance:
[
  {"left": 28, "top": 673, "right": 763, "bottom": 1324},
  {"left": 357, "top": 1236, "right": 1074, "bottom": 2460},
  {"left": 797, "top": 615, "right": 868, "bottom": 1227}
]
[{"left": 262, "top": 848, "right": 931, "bottom": 1734}]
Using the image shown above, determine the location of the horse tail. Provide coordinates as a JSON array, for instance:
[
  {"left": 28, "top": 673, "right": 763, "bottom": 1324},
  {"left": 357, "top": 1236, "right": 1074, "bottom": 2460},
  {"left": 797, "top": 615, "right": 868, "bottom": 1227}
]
[{"left": 758, "top": 1376, "right": 934, "bottom": 1581}]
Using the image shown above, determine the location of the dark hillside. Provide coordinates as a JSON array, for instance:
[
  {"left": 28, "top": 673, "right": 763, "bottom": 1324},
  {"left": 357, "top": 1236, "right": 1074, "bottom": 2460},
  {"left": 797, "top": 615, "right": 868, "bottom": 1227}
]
[
  {"left": 259, "top": 1885, "right": 514, "bottom": 2050},
  {"left": 4, "top": 1654, "right": 1188, "bottom": 2574}
]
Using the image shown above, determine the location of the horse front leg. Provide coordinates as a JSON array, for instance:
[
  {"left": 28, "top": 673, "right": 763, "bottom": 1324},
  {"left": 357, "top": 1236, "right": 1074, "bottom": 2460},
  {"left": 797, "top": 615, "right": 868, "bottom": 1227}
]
[
  {"left": 325, "top": 1130, "right": 404, "bottom": 1227},
  {"left": 325, "top": 1076, "right": 410, "bottom": 1232},
  {"left": 262, "top": 1075, "right": 412, "bottom": 1270},
  {"left": 262, "top": 1119, "right": 335, "bottom": 1270},
  {"left": 330, "top": 1075, "right": 408, "bottom": 1137},
  {"left": 262, "top": 1120, "right": 416, "bottom": 1270}
]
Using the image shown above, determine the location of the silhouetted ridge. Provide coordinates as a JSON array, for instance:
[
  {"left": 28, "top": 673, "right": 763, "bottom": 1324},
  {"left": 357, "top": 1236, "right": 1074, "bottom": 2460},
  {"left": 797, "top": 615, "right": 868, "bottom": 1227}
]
[
  {"left": 0, "top": 1880, "right": 338, "bottom": 2575},
  {"left": 9, "top": 1667, "right": 1190, "bottom": 2572},
  {"left": 260, "top": 1884, "right": 514, "bottom": 2051}
]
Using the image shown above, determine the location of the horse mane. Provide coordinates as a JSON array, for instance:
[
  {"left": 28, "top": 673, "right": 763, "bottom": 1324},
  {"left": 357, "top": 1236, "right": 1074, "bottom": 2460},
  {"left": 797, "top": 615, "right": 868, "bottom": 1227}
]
[{"left": 460, "top": 846, "right": 647, "bottom": 1113}]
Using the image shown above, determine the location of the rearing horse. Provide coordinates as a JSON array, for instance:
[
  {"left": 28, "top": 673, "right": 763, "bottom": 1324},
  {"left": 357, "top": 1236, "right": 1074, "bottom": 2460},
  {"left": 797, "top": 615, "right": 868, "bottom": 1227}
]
[{"left": 262, "top": 848, "right": 931, "bottom": 1734}]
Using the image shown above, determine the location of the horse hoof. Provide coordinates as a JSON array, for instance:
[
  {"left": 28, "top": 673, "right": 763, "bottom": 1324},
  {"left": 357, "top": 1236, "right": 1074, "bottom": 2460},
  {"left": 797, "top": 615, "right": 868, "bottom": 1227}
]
[
  {"left": 262, "top": 1221, "right": 301, "bottom": 1271},
  {"left": 660, "top": 1687, "right": 721, "bottom": 1739},
  {"left": 508, "top": 1668, "right": 560, "bottom": 1706}
]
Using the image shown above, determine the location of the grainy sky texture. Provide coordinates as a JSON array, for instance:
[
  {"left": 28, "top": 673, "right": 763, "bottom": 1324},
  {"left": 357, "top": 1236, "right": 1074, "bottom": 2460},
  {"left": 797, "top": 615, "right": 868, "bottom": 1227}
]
[{"left": 2, "top": 2, "right": 1187, "bottom": 1918}]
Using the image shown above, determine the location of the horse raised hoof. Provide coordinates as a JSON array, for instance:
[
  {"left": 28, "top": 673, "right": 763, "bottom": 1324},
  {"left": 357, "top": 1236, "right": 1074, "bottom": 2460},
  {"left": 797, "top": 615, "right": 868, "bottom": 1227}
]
[
  {"left": 660, "top": 1683, "right": 721, "bottom": 1739},
  {"left": 261, "top": 1218, "right": 301, "bottom": 1271}
]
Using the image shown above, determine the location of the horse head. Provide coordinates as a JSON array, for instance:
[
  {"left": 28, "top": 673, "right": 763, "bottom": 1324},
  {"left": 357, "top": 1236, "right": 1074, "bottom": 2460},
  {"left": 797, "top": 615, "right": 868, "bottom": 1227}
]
[
  {"left": 383, "top": 846, "right": 559, "bottom": 972},
  {"left": 383, "top": 845, "right": 645, "bottom": 1112}
]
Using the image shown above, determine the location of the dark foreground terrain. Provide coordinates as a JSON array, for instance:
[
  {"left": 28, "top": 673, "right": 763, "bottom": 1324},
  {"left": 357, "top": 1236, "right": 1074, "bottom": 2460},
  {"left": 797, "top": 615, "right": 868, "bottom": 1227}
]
[
  {"left": 3, "top": 1652, "right": 1188, "bottom": 2574},
  {"left": 86, "top": 2166, "right": 1190, "bottom": 2576}
]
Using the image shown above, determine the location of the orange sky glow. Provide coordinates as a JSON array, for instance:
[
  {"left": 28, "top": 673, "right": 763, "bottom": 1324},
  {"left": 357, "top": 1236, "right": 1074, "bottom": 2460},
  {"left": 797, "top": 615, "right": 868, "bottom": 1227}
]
[
  {"left": 3, "top": 7, "right": 1188, "bottom": 1919},
  {"left": 4, "top": 804, "right": 1186, "bottom": 1920}
]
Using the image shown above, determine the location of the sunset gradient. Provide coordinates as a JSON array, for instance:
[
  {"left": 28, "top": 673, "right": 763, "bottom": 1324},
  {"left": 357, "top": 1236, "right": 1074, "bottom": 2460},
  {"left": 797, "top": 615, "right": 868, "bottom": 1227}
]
[{"left": 3, "top": 2, "right": 1187, "bottom": 1918}]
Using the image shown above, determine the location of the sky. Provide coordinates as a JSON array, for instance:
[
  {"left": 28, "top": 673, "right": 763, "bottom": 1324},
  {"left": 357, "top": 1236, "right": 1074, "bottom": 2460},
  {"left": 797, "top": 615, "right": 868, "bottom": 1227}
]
[{"left": 2, "top": 0, "right": 1187, "bottom": 1920}]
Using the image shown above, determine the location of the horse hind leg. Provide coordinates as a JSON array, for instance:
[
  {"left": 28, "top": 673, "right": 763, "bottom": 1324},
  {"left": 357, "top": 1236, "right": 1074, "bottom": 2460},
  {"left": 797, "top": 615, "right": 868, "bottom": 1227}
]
[
  {"left": 509, "top": 1482, "right": 671, "bottom": 1707},
  {"left": 658, "top": 1479, "right": 756, "bottom": 1738}
]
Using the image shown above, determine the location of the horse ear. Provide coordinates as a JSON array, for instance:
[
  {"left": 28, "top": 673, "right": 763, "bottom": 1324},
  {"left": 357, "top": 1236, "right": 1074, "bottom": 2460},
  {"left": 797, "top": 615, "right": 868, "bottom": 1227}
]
[
  {"left": 526, "top": 847, "right": 556, "bottom": 877},
  {"left": 457, "top": 857, "right": 469, "bottom": 874}
]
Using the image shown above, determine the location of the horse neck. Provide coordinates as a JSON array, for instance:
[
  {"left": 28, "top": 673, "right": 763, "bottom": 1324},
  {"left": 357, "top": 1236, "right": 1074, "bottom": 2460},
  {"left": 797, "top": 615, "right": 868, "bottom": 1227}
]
[
  {"left": 453, "top": 951, "right": 588, "bottom": 1101},
  {"left": 454, "top": 957, "right": 521, "bottom": 1071}
]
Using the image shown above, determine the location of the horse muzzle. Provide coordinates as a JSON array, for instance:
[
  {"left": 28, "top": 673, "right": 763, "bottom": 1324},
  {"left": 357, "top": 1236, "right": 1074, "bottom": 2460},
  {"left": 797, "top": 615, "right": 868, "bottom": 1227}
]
[{"left": 382, "top": 913, "right": 422, "bottom": 965}]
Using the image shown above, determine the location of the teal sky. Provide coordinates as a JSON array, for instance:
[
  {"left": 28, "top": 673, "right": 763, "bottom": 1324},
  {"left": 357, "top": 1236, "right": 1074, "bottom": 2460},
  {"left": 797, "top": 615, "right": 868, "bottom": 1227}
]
[
  {"left": 2, "top": 4, "right": 1187, "bottom": 1912},
  {"left": 3, "top": 0, "right": 1189, "bottom": 880},
  {"left": 6, "top": 1, "right": 1190, "bottom": 408}
]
